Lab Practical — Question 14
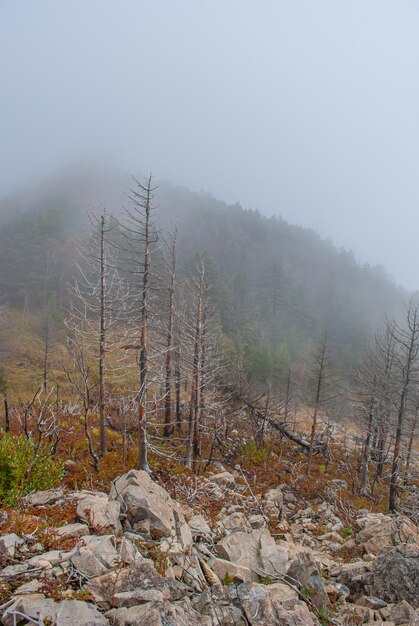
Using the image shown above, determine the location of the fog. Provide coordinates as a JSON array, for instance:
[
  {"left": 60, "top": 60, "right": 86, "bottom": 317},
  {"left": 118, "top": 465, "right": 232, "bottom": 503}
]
[{"left": 1, "top": 1, "right": 419, "bottom": 289}]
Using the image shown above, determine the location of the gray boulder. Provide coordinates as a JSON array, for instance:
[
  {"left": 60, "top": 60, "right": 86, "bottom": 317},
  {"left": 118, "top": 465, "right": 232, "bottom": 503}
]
[
  {"left": 109, "top": 470, "right": 192, "bottom": 547},
  {"left": 370, "top": 544, "right": 419, "bottom": 606},
  {"left": 76, "top": 493, "right": 121, "bottom": 532},
  {"left": 216, "top": 528, "right": 288, "bottom": 578},
  {"left": 287, "top": 553, "right": 329, "bottom": 610},
  {"left": 355, "top": 513, "right": 418, "bottom": 555},
  {"left": 0, "top": 534, "right": 24, "bottom": 558}
]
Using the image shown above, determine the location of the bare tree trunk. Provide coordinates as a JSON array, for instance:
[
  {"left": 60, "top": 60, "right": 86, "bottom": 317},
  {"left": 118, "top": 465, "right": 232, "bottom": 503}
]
[
  {"left": 4, "top": 394, "right": 9, "bottom": 432},
  {"left": 43, "top": 312, "right": 50, "bottom": 392},
  {"left": 137, "top": 177, "right": 153, "bottom": 473},
  {"left": 186, "top": 269, "right": 203, "bottom": 470},
  {"left": 99, "top": 214, "right": 107, "bottom": 455},
  {"left": 403, "top": 407, "right": 417, "bottom": 486},
  {"left": 389, "top": 302, "right": 419, "bottom": 512},
  {"left": 163, "top": 232, "right": 177, "bottom": 438},
  {"left": 306, "top": 332, "right": 329, "bottom": 476},
  {"left": 360, "top": 389, "right": 376, "bottom": 495},
  {"left": 175, "top": 344, "right": 181, "bottom": 430}
]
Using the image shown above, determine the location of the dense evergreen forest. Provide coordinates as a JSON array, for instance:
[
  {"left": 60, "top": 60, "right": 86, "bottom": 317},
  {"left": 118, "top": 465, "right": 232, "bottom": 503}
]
[
  {"left": 0, "top": 170, "right": 416, "bottom": 532},
  {"left": 0, "top": 169, "right": 405, "bottom": 388}
]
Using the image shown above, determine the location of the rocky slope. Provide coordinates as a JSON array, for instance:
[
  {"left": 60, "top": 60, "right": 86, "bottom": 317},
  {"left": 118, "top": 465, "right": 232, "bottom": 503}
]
[{"left": 0, "top": 469, "right": 417, "bottom": 625}]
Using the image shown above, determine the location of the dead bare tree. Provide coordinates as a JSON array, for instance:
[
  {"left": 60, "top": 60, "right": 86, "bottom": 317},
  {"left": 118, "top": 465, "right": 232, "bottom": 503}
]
[
  {"left": 181, "top": 257, "right": 224, "bottom": 470},
  {"left": 117, "top": 175, "right": 159, "bottom": 472},
  {"left": 65, "top": 315, "right": 100, "bottom": 471},
  {"left": 306, "top": 331, "right": 335, "bottom": 476},
  {"left": 388, "top": 297, "right": 419, "bottom": 512},
  {"left": 68, "top": 211, "right": 128, "bottom": 457},
  {"left": 163, "top": 230, "right": 177, "bottom": 438}
]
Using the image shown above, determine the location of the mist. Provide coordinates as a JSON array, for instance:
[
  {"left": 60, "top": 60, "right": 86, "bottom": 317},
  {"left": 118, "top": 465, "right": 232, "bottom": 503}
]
[{"left": 1, "top": 0, "right": 419, "bottom": 289}]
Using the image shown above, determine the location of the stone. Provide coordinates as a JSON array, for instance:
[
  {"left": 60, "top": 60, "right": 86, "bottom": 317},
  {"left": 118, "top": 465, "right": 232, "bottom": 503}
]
[
  {"left": 76, "top": 493, "right": 121, "bottom": 532},
  {"left": 287, "top": 552, "right": 329, "bottom": 610},
  {"left": 388, "top": 600, "right": 419, "bottom": 626},
  {"left": 208, "top": 557, "right": 255, "bottom": 583},
  {"left": 106, "top": 600, "right": 201, "bottom": 626},
  {"left": 28, "top": 550, "right": 68, "bottom": 567},
  {"left": 192, "top": 587, "right": 246, "bottom": 625},
  {"left": 263, "top": 486, "right": 284, "bottom": 514},
  {"left": 55, "top": 599, "right": 110, "bottom": 625},
  {"left": 248, "top": 514, "right": 266, "bottom": 529},
  {"left": 188, "top": 514, "right": 212, "bottom": 538},
  {"left": 356, "top": 595, "right": 387, "bottom": 609},
  {"left": 234, "top": 582, "right": 320, "bottom": 625},
  {"left": 216, "top": 528, "right": 288, "bottom": 578},
  {"left": 55, "top": 523, "right": 90, "bottom": 538},
  {"left": 112, "top": 588, "right": 164, "bottom": 608},
  {"left": 25, "top": 488, "right": 64, "bottom": 507},
  {"left": 2, "top": 595, "right": 109, "bottom": 626},
  {"left": 70, "top": 546, "right": 110, "bottom": 578},
  {"left": 88, "top": 558, "right": 189, "bottom": 609},
  {"left": 13, "top": 580, "right": 42, "bottom": 595},
  {"left": 0, "top": 533, "right": 24, "bottom": 558},
  {"left": 109, "top": 470, "right": 191, "bottom": 547},
  {"left": 214, "top": 512, "right": 252, "bottom": 538},
  {"left": 209, "top": 471, "right": 237, "bottom": 489},
  {"left": 79, "top": 536, "right": 120, "bottom": 570},
  {"left": 1, "top": 594, "right": 57, "bottom": 626},
  {"left": 355, "top": 513, "right": 418, "bottom": 555},
  {"left": 370, "top": 544, "right": 419, "bottom": 606}
]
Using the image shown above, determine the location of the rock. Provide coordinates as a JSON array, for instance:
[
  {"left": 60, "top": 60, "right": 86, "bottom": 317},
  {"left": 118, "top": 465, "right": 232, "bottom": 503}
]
[
  {"left": 214, "top": 512, "right": 252, "bottom": 538},
  {"left": 106, "top": 600, "right": 201, "bottom": 626},
  {"left": 336, "top": 560, "right": 371, "bottom": 600},
  {"left": 208, "top": 557, "right": 255, "bottom": 583},
  {"left": 112, "top": 588, "right": 164, "bottom": 608},
  {"left": 355, "top": 513, "right": 418, "bottom": 555},
  {"left": 55, "top": 523, "right": 90, "bottom": 538},
  {"left": 248, "top": 515, "right": 266, "bottom": 529},
  {"left": 192, "top": 587, "right": 246, "bottom": 625},
  {"left": 69, "top": 535, "right": 123, "bottom": 579},
  {"left": 70, "top": 546, "right": 110, "bottom": 578},
  {"left": 388, "top": 600, "right": 419, "bottom": 626},
  {"left": 88, "top": 558, "right": 189, "bottom": 609},
  {"left": 263, "top": 486, "right": 284, "bottom": 516},
  {"left": 188, "top": 514, "right": 212, "bottom": 538},
  {"left": 2, "top": 594, "right": 57, "bottom": 626},
  {"left": 370, "top": 544, "right": 419, "bottom": 606},
  {"left": 216, "top": 528, "right": 288, "bottom": 578},
  {"left": 109, "top": 470, "right": 192, "bottom": 548},
  {"left": 1, "top": 596, "right": 109, "bottom": 626},
  {"left": 25, "top": 488, "right": 64, "bottom": 507},
  {"left": 259, "top": 529, "right": 288, "bottom": 576},
  {"left": 233, "top": 582, "right": 320, "bottom": 625},
  {"left": 356, "top": 595, "right": 387, "bottom": 609},
  {"left": 209, "top": 471, "right": 236, "bottom": 489},
  {"left": 55, "top": 599, "right": 110, "bottom": 625},
  {"left": 13, "top": 580, "right": 42, "bottom": 596},
  {"left": 287, "top": 553, "right": 329, "bottom": 610},
  {"left": 0, "top": 533, "right": 24, "bottom": 558},
  {"left": 339, "top": 604, "right": 376, "bottom": 624},
  {"left": 28, "top": 550, "right": 68, "bottom": 567},
  {"left": 76, "top": 493, "right": 121, "bottom": 532}
]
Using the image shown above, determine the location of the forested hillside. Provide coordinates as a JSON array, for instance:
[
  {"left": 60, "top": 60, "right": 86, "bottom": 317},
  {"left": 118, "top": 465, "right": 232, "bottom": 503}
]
[{"left": 0, "top": 169, "right": 405, "bottom": 387}]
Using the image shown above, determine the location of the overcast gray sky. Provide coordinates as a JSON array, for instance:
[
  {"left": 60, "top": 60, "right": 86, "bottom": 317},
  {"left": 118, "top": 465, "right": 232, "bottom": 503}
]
[{"left": 1, "top": 1, "right": 419, "bottom": 289}]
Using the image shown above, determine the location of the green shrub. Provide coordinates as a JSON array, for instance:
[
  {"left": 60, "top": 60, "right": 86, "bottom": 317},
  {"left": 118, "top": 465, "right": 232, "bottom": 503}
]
[
  {"left": 0, "top": 431, "right": 63, "bottom": 505},
  {"left": 239, "top": 440, "right": 269, "bottom": 465}
]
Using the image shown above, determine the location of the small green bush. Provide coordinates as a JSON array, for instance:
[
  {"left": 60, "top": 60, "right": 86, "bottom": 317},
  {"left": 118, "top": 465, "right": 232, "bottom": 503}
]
[
  {"left": 240, "top": 440, "right": 269, "bottom": 465},
  {"left": 0, "top": 431, "right": 63, "bottom": 505}
]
